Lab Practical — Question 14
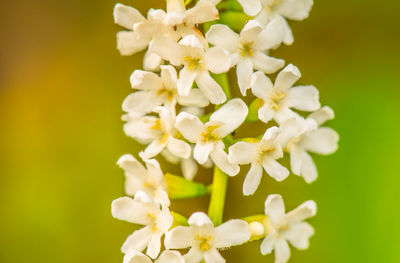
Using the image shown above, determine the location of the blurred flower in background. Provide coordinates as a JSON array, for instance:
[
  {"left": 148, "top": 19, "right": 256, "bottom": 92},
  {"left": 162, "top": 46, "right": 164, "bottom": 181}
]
[{"left": 0, "top": 0, "right": 400, "bottom": 263}]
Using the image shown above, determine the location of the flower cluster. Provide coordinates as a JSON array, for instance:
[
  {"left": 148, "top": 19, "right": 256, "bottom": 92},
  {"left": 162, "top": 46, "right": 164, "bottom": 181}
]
[{"left": 112, "top": 0, "right": 338, "bottom": 262}]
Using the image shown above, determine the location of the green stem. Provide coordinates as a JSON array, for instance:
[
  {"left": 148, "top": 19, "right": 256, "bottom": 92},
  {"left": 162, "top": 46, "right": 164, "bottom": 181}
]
[{"left": 208, "top": 166, "right": 228, "bottom": 225}]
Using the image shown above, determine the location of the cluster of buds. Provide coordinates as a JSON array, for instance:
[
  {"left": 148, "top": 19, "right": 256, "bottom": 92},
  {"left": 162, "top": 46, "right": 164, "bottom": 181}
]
[{"left": 111, "top": 0, "right": 338, "bottom": 262}]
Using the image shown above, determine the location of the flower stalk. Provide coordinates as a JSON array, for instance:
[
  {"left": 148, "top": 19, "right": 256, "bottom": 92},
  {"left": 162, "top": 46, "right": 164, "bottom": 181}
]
[{"left": 208, "top": 166, "right": 229, "bottom": 225}]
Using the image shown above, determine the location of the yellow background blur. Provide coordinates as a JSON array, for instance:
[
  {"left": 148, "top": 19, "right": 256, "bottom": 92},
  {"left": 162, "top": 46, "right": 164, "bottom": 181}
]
[{"left": 1, "top": 0, "right": 400, "bottom": 262}]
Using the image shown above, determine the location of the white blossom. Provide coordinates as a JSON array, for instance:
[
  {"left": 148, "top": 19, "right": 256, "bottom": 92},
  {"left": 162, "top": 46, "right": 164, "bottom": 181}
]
[
  {"left": 206, "top": 19, "right": 285, "bottom": 95},
  {"left": 111, "top": 192, "right": 173, "bottom": 259},
  {"left": 123, "top": 107, "right": 191, "bottom": 160},
  {"left": 150, "top": 34, "right": 231, "bottom": 104},
  {"left": 279, "top": 107, "right": 339, "bottom": 183},
  {"left": 237, "top": 0, "right": 314, "bottom": 45},
  {"left": 123, "top": 250, "right": 184, "bottom": 263},
  {"left": 260, "top": 194, "right": 316, "bottom": 263},
  {"left": 165, "top": 212, "right": 251, "bottom": 263},
  {"left": 123, "top": 66, "right": 209, "bottom": 117},
  {"left": 175, "top": 98, "right": 248, "bottom": 176},
  {"left": 117, "top": 154, "right": 170, "bottom": 208},
  {"left": 228, "top": 127, "right": 289, "bottom": 195},
  {"left": 251, "top": 64, "right": 320, "bottom": 124},
  {"left": 113, "top": 0, "right": 219, "bottom": 57}
]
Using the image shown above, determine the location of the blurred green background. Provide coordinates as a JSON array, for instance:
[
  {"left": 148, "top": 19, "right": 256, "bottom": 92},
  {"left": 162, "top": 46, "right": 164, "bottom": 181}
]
[{"left": 1, "top": 0, "right": 399, "bottom": 262}]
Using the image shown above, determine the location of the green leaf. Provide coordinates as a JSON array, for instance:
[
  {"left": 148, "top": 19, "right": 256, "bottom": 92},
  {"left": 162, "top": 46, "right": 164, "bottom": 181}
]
[{"left": 165, "top": 173, "right": 209, "bottom": 199}]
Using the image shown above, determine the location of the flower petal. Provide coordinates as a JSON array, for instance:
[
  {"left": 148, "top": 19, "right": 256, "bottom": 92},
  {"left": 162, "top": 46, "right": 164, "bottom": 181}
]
[
  {"left": 166, "top": 0, "right": 185, "bottom": 13},
  {"left": 181, "top": 157, "right": 198, "bottom": 181},
  {"left": 252, "top": 52, "right": 284, "bottom": 74},
  {"left": 122, "top": 91, "right": 161, "bottom": 115},
  {"left": 276, "top": 0, "right": 313, "bottom": 21},
  {"left": 308, "top": 105, "right": 334, "bottom": 125},
  {"left": 146, "top": 232, "right": 162, "bottom": 259},
  {"left": 240, "top": 20, "right": 263, "bottom": 42},
  {"left": 295, "top": 149, "right": 318, "bottom": 183},
  {"left": 194, "top": 142, "right": 215, "bottom": 164},
  {"left": 262, "top": 158, "right": 289, "bottom": 182},
  {"left": 255, "top": 17, "right": 286, "bottom": 50},
  {"left": 264, "top": 194, "right": 286, "bottom": 226},
  {"left": 123, "top": 251, "right": 152, "bottom": 263},
  {"left": 117, "top": 154, "right": 146, "bottom": 175},
  {"left": 214, "top": 219, "right": 250, "bottom": 248},
  {"left": 167, "top": 136, "right": 191, "bottom": 159},
  {"left": 144, "top": 158, "right": 164, "bottom": 183},
  {"left": 144, "top": 51, "right": 163, "bottom": 71},
  {"left": 203, "top": 248, "right": 225, "bottom": 263},
  {"left": 188, "top": 211, "right": 214, "bottom": 227},
  {"left": 175, "top": 112, "right": 203, "bottom": 142},
  {"left": 140, "top": 139, "right": 168, "bottom": 159},
  {"left": 184, "top": 248, "right": 203, "bottom": 263},
  {"left": 204, "top": 47, "right": 231, "bottom": 74},
  {"left": 285, "top": 200, "right": 317, "bottom": 224},
  {"left": 285, "top": 85, "right": 320, "bottom": 112},
  {"left": 164, "top": 226, "right": 193, "bottom": 249},
  {"left": 122, "top": 226, "right": 153, "bottom": 254},
  {"left": 258, "top": 104, "right": 276, "bottom": 123},
  {"left": 274, "top": 239, "right": 291, "bottom": 263},
  {"left": 111, "top": 197, "right": 155, "bottom": 225},
  {"left": 130, "top": 70, "right": 163, "bottom": 90},
  {"left": 237, "top": 58, "right": 254, "bottom": 96},
  {"left": 301, "top": 127, "right": 339, "bottom": 155},
  {"left": 228, "top": 141, "right": 258, "bottom": 165},
  {"left": 177, "top": 67, "right": 198, "bottom": 96},
  {"left": 285, "top": 222, "right": 314, "bottom": 250},
  {"left": 237, "top": 0, "right": 261, "bottom": 16},
  {"left": 205, "top": 24, "right": 240, "bottom": 53},
  {"left": 178, "top": 88, "right": 209, "bottom": 107},
  {"left": 150, "top": 36, "right": 185, "bottom": 66},
  {"left": 185, "top": 1, "right": 219, "bottom": 25},
  {"left": 260, "top": 234, "right": 275, "bottom": 255},
  {"left": 274, "top": 64, "right": 301, "bottom": 93},
  {"left": 250, "top": 71, "right": 274, "bottom": 99},
  {"left": 116, "top": 31, "right": 148, "bottom": 56},
  {"left": 210, "top": 141, "right": 240, "bottom": 176},
  {"left": 211, "top": 98, "right": 248, "bottom": 137},
  {"left": 243, "top": 162, "right": 263, "bottom": 195},
  {"left": 156, "top": 250, "right": 185, "bottom": 263},
  {"left": 195, "top": 71, "right": 227, "bottom": 104},
  {"left": 113, "top": 4, "right": 145, "bottom": 29}
]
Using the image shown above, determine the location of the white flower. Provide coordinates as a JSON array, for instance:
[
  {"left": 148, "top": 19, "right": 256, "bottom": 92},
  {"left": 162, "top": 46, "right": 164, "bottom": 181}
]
[
  {"left": 175, "top": 98, "right": 248, "bottom": 176},
  {"left": 123, "top": 250, "right": 184, "bottom": 263},
  {"left": 150, "top": 34, "right": 231, "bottom": 104},
  {"left": 117, "top": 154, "right": 170, "bottom": 208},
  {"left": 228, "top": 127, "right": 289, "bottom": 195},
  {"left": 113, "top": 1, "right": 219, "bottom": 58},
  {"left": 251, "top": 64, "right": 321, "bottom": 124},
  {"left": 111, "top": 192, "right": 174, "bottom": 259},
  {"left": 124, "top": 107, "right": 191, "bottom": 160},
  {"left": 237, "top": 0, "right": 314, "bottom": 45},
  {"left": 206, "top": 20, "right": 285, "bottom": 95},
  {"left": 123, "top": 66, "right": 209, "bottom": 117},
  {"left": 165, "top": 212, "right": 251, "bottom": 263},
  {"left": 279, "top": 107, "right": 339, "bottom": 183},
  {"left": 260, "top": 194, "right": 316, "bottom": 263}
]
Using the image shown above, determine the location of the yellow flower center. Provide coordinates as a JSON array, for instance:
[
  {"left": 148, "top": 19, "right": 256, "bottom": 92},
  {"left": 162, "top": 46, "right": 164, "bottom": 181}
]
[
  {"left": 184, "top": 56, "right": 203, "bottom": 71},
  {"left": 240, "top": 41, "right": 254, "bottom": 57},
  {"left": 266, "top": 0, "right": 282, "bottom": 12},
  {"left": 256, "top": 146, "right": 275, "bottom": 163},
  {"left": 200, "top": 124, "right": 221, "bottom": 143},
  {"left": 195, "top": 235, "right": 212, "bottom": 251},
  {"left": 147, "top": 213, "right": 159, "bottom": 232},
  {"left": 151, "top": 119, "right": 169, "bottom": 143},
  {"left": 157, "top": 85, "right": 177, "bottom": 101},
  {"left": 270, "top": 91, "right": 286, "bottom": 111}
]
